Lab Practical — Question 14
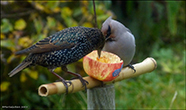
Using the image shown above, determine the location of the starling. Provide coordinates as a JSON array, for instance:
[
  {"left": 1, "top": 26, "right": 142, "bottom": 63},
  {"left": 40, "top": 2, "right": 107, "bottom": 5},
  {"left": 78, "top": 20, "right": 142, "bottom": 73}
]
[
  {"left": 8, "top": 26, "right": 106, "bottom": 93},
  {"left": 101, "top": 17, "right": 136, "bottom": 71}
]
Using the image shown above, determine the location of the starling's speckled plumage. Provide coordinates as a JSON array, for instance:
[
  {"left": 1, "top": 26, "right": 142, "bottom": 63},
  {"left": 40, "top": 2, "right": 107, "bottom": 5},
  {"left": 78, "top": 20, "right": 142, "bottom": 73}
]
[{"left": 8, "top": 26, "right": 105, "bottom": 93}]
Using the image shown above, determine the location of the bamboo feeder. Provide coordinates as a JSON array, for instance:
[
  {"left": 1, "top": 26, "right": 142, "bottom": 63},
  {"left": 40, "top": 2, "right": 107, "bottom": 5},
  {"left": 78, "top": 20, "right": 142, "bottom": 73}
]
[{"left": 38, "top": 57, "right": 157, "bottom": 96}]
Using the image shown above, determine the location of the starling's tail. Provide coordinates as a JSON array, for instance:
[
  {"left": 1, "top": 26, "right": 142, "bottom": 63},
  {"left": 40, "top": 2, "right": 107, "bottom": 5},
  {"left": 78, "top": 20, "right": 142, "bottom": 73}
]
[{"left": 8, "top": 62, "right": 32, "bottom": 77}]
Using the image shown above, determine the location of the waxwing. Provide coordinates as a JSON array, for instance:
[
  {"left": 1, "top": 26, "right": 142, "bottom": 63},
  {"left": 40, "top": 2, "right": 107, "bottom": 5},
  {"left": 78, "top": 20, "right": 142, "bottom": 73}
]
[{"left": 102, "top": 16, "right": 136, "bottom": 68}]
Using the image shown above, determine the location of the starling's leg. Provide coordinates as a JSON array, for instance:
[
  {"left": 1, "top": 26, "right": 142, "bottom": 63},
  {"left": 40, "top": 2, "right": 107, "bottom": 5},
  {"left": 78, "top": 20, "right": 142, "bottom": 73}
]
[
  {"left": 70, "top": 77, "right": 78, "bottom": 80},
  {"left": 49, "top": 70, "right": 72, "bottom": 94},
  {"left": 127, "top": 64, "right": 136, "bottom": 73},
  {"left": 62, "top": 66, "right": 89, "bottom": 92},
  {"left": 67, "top": 71, "right": 89, "bottom": 92}
]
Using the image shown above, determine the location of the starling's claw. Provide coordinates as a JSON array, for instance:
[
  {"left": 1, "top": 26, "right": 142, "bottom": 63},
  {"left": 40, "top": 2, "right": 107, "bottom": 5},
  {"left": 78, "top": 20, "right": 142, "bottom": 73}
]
[
  {"left": 70, "top": 76, "right": 88, "bottom": 92},
  {"left": 71, "top": 75, "right": 88, "bottom": 92},
  {"left": 61, "top": 80, "right": 70, "bottom": 94},
  {"left": 78, "top": 76, "right": 89, "bottom": 90},
  {"left": 62, "top": 66, "right": 89, "bottom": 92},
  {"left": 50, "top": 70, "right": 71, "bottom": 94},
  {"left": 66, "top": 72, "right": 88, "bottom": 92},
  {"left": 127, "top": 64, "right": 136, "bottom": 73},
  {"left": 65, "top": 80, "right": 72, "bottom": 87}
]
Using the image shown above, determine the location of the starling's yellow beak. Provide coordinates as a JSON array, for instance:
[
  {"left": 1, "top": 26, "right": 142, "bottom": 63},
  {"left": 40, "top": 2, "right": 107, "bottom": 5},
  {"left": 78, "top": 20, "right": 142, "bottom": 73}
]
[{"left": 97, "top": 49, "right": 102, "bottom": 58}]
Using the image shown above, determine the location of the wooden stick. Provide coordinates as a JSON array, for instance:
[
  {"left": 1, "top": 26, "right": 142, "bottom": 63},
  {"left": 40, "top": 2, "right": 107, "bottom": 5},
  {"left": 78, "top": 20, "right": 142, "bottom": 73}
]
[
  {"left": 38, "top": 57, "right": 157, "bottom": 96},
  {"left": 87, "top": 84, "right": 115, "bottom": 109}
]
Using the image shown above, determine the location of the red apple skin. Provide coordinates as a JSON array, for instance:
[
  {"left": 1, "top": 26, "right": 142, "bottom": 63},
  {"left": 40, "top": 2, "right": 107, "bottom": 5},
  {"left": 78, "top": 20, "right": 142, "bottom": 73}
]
[{"left": 83, "top": 55, "right": 123, "bottom": 81}]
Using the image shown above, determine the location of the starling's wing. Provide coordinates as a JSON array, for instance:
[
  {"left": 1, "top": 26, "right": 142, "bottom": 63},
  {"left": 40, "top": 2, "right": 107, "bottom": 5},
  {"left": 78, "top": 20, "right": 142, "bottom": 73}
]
[{"left": 15, "top": 29, "right": 81, "bottom": 55}]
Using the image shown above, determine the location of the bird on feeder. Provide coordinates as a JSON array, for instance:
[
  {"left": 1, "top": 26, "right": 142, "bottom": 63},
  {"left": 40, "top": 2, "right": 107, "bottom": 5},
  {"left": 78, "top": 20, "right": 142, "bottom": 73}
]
[
  {"left": 101, "top": 16, "right": 136, "bottom": 71},
  {"left": 8, "top": 26, "right": 108, "bottom": 93}
]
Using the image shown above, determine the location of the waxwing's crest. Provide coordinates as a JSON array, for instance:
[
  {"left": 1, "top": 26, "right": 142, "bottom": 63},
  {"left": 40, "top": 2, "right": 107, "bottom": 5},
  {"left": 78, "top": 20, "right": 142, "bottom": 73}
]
[
  {"left": 102, "top": 16, "right": 112, "bottom": 26},
  {"left": 101, "top": 16, "right": 112, "bottom": 35}
]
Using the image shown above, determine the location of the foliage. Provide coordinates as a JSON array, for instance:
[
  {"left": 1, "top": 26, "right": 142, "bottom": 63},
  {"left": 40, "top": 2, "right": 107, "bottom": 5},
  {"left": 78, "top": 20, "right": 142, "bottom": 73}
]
[
  {"left": 1, "top": 0, "right": 185, "bottom": 109},
  {"left": 1, "top": 1, "right": 112, "bottom": 109}
]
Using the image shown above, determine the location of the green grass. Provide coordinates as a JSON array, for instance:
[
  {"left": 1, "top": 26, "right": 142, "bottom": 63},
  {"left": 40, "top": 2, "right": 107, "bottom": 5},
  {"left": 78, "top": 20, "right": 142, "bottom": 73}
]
[
  {"left": 115, "top": 71, "right": 185, "bottom": 109},
  {"left": 114, "top": 45, "right": 185, "bottom": 109}
]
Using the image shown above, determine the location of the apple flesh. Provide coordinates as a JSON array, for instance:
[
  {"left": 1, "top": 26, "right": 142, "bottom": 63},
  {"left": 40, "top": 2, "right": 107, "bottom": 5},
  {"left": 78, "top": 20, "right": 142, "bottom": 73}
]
[{"left": 83, "top": 50, "right": 123, "bottom": 81}]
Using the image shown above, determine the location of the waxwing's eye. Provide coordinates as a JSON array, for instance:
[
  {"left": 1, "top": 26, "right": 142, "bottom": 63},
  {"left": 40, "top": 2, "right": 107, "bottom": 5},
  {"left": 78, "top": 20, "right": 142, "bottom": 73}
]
[{"left": 105, "top": 25, "right": 111, "bottom": 39}]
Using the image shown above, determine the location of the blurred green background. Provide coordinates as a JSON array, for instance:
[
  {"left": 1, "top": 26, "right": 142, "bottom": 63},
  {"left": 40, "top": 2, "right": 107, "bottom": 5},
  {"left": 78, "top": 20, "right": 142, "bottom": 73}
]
[{"left": 1, "top": 1, "right": 185, "bottom": 109}]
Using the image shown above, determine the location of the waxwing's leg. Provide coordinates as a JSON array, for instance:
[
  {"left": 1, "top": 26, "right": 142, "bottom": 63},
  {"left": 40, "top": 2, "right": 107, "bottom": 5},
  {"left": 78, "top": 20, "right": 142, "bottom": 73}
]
[{"left": 127, "top": 64, "right": 136, "bottom": 73}]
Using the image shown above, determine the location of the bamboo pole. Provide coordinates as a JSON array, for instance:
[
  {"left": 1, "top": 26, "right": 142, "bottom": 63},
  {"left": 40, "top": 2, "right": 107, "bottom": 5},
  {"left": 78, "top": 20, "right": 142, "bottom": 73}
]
[{"left": 38, "top": 57, "right": 157, "bottom": 96}]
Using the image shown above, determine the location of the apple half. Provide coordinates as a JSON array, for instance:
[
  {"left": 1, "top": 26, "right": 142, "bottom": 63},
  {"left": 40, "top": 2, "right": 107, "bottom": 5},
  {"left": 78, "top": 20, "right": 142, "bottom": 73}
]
[{"left": 83, "top": 50, "right": 123, "bottom": 81}]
